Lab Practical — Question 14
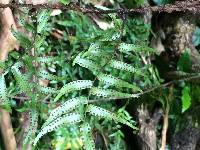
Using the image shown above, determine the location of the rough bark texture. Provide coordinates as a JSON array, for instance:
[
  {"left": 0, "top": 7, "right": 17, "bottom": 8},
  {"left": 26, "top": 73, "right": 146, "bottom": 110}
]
[{"left": 137, "top": 105, "right": 162, "bottom": 150}]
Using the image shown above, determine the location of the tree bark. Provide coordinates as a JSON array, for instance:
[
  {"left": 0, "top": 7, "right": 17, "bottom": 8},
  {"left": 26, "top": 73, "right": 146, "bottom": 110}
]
[{"left": 0, "top": 0, "right": 18, "bottom": 149}]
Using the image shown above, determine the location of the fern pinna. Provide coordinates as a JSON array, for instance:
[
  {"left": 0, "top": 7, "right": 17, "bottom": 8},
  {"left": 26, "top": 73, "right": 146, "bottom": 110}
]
[{"left": 0, "top": 7, "right": 156, "bottom": 150}]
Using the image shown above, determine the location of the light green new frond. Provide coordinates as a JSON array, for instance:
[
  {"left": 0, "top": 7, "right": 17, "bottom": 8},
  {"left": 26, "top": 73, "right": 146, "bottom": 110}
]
[
  {"left": 118, "top": 43, "right": 154, "bottom": 54},
  {"left": 24, "top": 110, "right": 38, "bottom": 145},
  {"left": 37, "top": 9, "right": 51, "bottom": 33},
  {"left": 54, "top": 80, "right": 93, "bottom": 102},
  {"left": 86, "top": 105, "right": 137, "bottom": 129},
  {"left": 38, "top": 70, "right": 67, "bottom": 81},
  {"left": 36, "top": 57, "right": 59, "bottom": 63},
  {"left": 33, "top": 113, "right": 82, "bottom": 146},
  {"left": 80, "top": 123, "right": 95, "bottom": 150},
  {"left": 97, "top": 73, "right": 141, "bottom": 91},
  {"left": 43, "top": 96, "right": 88, "bottom": 128},
  {"left": 0, "top": 74, "right": 8, "bottom": 104},
  {"left": 109, "top": 60, "right": 136, "bottom": 73},
  {"left": 11, "top": 65, "right": 32, "bottom": 95},
  {"left": 90, "top": 87, "right": 139, "bottom": 99},
  {"left": 73, "top": 54, "right": 100, "bottom": 72},
  {"left": 37, "top": 86, "right": 58, "bottom": 94}
]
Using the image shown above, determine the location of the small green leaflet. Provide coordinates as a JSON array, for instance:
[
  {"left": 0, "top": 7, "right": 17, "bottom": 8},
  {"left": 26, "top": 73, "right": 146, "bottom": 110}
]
[
  {"left": 60, "top": 0, "right": 70, "bottom": 5},
  {"left": 97, "top": 73, "right": 141, "bottom": 91},
  {"left": 109, "top": 60, "right": 136, "bottom": 73},
  {"left": 37, "top": 86, "right": 58, "bottom": 94},
  {"left": 37, "top": 10, "right": 51, "bottom": 33},
  {"left": 90, "top": 87, "right": 139, "bottom": 99},
  {"left": 0, "top": 74, "right": 8, "bottom": 104},
  {"left": 80, "top": 123, "right": 95, "bottom": 150},
  {"left": 54, "top": 80, "right": 93, "bottom": 102},
  {"left": 177, "top": 50, "right": 192, "bottom": 72},
  {"left": 38, "top": 70, "right": 67, "bottom": 81},
  {"left": 86, "top": 105, "right": 137, "bottom": 129},
  {"left": 73, "top": 53, "right": 100, "bottom": 72},
  {"left": 23, "top": 110, "right": 38, "bottom": 145},
  {"left": 33, "top": 113, "right": 82, "bottom": 146},
  {"left": 181, "top": 86, "right": 191, "bottom": 113},
  {"left": 36, "top": 56, "right": 59, "bottom": 63},
  {"left": 42, "top": 96, "right": 88, "bottom": 128},
  {"left": 11, "top": 64, "right": 32, "bottom": 95},
  {"left": 12, "top": 30, "right": 32, "bottom": 49},
  {"left": 118, "top": 43, "right": 154, "bottom": 53}
]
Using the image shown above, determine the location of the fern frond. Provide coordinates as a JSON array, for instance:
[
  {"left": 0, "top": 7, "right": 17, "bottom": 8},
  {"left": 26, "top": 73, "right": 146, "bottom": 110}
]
[
  {"left": 11, "top": 64, "right": 32, "bottom": 95},
  {"left": 37, "top": 9, "right": 51, "bottom": 33},
  {"left": 42, "top": 96, "right": 88, "bottom": 128},
  {"left": 118, "top": 43, "right": 154, "bottom": 54},
  {"left": 54, "top": 80, "right": 93, "bottom": 102},
  {"left": 90, "top": 87, "right": 139, "bottom": 99},
  {"left": 83, "top": 49, "right": 109, "bottom": 59},
  {"left": 12, "top": 30, "right": 32, "bottom": 49},
  {"left": 36, "top": 56, "right": 59, "bottom": 63},
  {"left": 38, "top": 70, "right": 67, "bottom": 81},
  {"left": 33, "top": 113, "right": 82, "bottom": 146},
  {"left": 82, "top": 43, "right": 108, "bottom": 58},
  {"left": 35, "top": 35, "right": 45, "bottom": 49},
  {"left": 37, "top": 86, "right": 58, "bottom": 94},
  {"left": 88, "top": 43, "right": 101, "bottom": 51},
  {"left": 103, "top": 32, "right": 121, "bottom": 41},
  {"left": 23, "top": 110, "right": 38, "bottom": 145},
  {"left": 0, "top": 74, "right": 8, "bottom": 104},
  {"left": 97, "top": 73, "right": 141, "bottom": 91},
  {"left": 73, "top": 54, "right": 100, "bottom": 72},
  {"left": 80, "top": 123, "right": 95, "bottom": 150},
  {"left": 109, "top": 60, "right": 136, "bottom": 73},
  {"left": 86, "top": 105, "right": 137, "bottom": 129}
]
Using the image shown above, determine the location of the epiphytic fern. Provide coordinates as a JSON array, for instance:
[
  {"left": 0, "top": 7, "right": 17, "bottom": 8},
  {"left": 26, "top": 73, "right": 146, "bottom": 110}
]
[{"left": 7, "top": 7, "right": 157, "bottom": 150}]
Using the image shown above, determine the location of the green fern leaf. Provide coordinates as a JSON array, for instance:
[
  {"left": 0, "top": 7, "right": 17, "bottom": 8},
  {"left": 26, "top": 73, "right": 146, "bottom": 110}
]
[
  {"left": 12, "top": 30, "right": 32, "bottom": 49},
  {"left": 23, "top": 110, "right": 38, "bottom": 145},
  {"left": 97, "top": 73, "right": 141, "bottom": 91},
  {"left": 35, "top": 35, "right": 45, "bottom": 49},
  {"left": 102, "top": 32, "right": 121, "bottom": 41},
  {"left": 42, "top": 96, "right": 88, "bottom": 128},
  {"left": 37, "top": 10, "right": 51, "bottom": 33},
  {"left": 54, "top": 80, "right": 93, "bottom": 102},
  {"left": 118, "top": 43, "right": 154, "bottom": 53},
  {"left": 80, "top": 123, "right": 95, "bottom": 150},
  {"left": 73, "top": 54, "right": 100, "bottom": 72},
  {"left": 0, "top": 74, "right": 8, "bottom": 104},
  {"left": 90, "top": 87, "right": 139, "bottom": 99},
  {"left": 37, "top": 86, "right": 58, "bottom": 94},
  {"left": 109, "top": 60, "right": 136, "bottom": 73},
  {"left": 86, "top": 105, "right": 137, "bottom": 129},
  {"left": 11, "top": 64, "right": 32, "bottom": 95},
  {"left": 33, "top": 113, "right": 82, "bottom": 146},
  {"left": 36, "top": 56, "right": 59, "bottom": 63},
  {"left": 38, "top": 70, "right": 67, "bottom": 81},
  {"left": 82, "top": 43, "right": 108, "bottom": 58}
]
